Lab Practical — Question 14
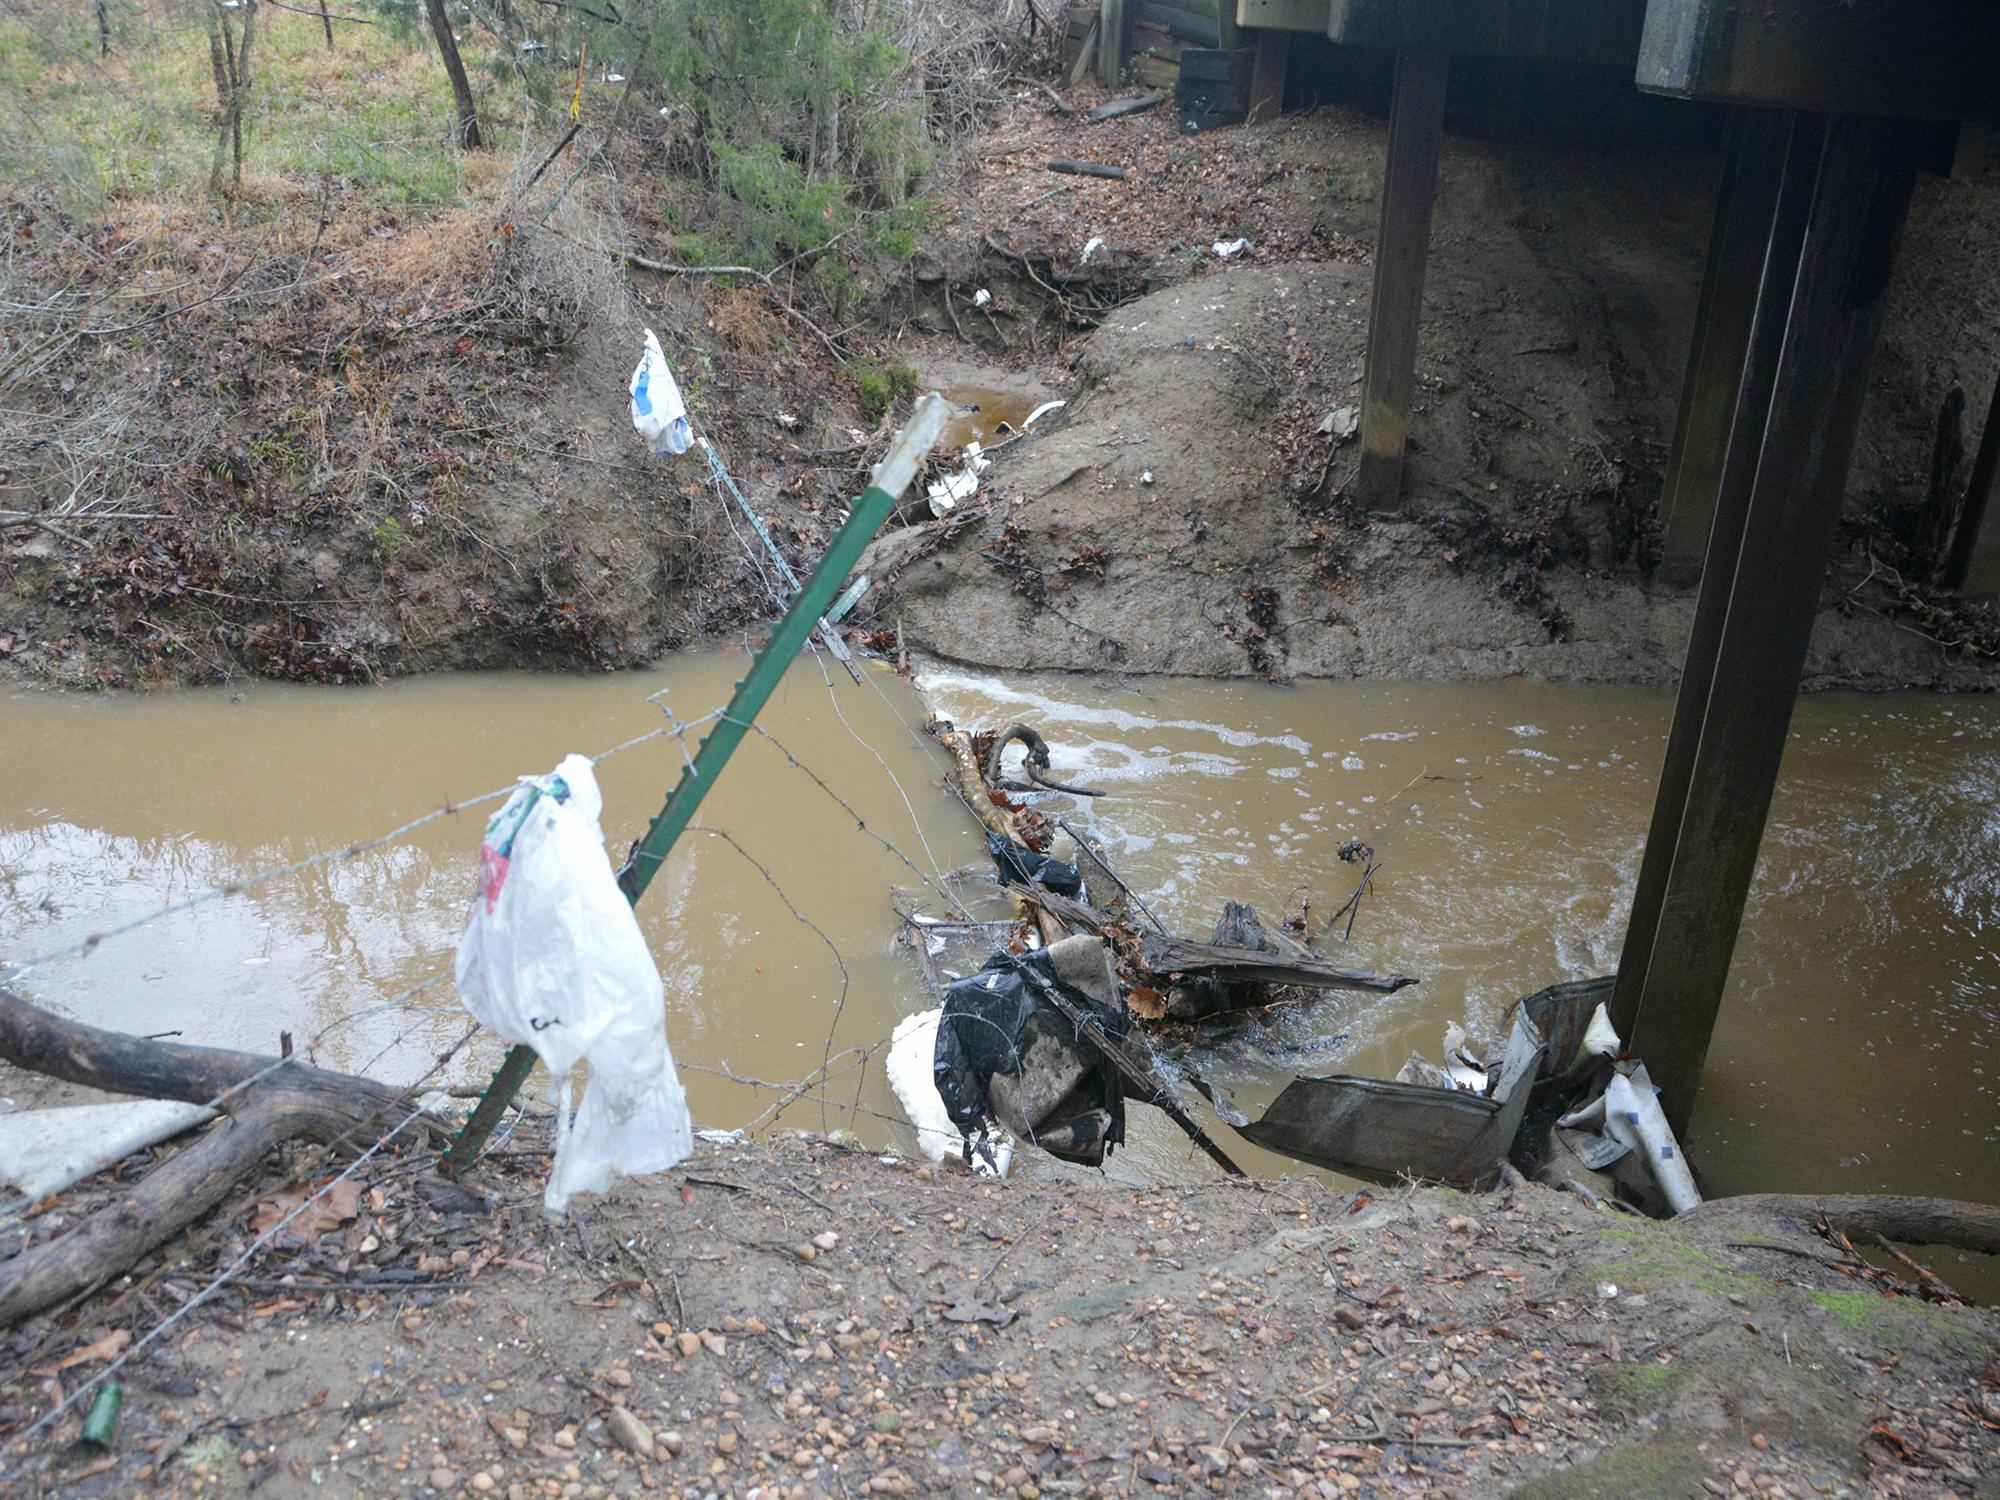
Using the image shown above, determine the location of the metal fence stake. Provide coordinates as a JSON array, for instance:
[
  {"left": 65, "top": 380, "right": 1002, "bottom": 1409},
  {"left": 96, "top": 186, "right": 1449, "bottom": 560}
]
[{"left": 442, "top": 394, "right": 951, "bottom": 1175}]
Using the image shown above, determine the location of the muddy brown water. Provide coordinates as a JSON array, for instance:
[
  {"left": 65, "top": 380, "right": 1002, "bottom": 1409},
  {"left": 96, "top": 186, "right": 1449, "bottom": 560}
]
[{"left": 3, "top": 659, "right": 1995, "bottom": 1272}]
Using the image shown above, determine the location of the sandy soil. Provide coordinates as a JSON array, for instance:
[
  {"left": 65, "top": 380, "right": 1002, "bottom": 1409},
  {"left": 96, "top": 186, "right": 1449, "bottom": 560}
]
[
  {"left": 864, "top": 98, "right": 2000, "bottom": 689},
  {"left": 3, "top": 1130, "right": 1994, "bottom": 1498}
]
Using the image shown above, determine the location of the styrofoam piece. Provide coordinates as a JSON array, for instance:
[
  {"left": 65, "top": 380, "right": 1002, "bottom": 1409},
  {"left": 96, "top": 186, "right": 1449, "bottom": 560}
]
[{"left": 0, "top": 1099, "right": 218, "bottom": 1202}]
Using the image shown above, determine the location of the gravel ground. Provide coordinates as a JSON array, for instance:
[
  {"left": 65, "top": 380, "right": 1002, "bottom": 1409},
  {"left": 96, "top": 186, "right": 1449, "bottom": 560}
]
[{"left": 5, "top": 1131, "right": 1995, "bottom": 1498}]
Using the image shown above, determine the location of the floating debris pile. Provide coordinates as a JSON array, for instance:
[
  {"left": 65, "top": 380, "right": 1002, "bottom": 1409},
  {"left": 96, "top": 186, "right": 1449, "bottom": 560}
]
[{"left": 891, "top": 718, "right": 1702, "bottom": 1217}]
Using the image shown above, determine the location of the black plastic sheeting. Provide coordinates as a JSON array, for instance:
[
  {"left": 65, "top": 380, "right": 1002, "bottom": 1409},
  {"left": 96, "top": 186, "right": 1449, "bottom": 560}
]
[
  {"left": 932, "top": 948, "right": 1131, "bottom": 1167},
  {"left": 985, "top": 832, "right": 1084, "bottom": 899}
]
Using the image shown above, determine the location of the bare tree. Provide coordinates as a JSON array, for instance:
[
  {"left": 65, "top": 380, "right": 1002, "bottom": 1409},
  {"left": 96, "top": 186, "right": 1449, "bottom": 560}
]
[
  {"left": 424, "top": 0, "right": 482, "bottom": 149},
  {"left": 203, "top": 0, "right": 259, "bottom": 195}
]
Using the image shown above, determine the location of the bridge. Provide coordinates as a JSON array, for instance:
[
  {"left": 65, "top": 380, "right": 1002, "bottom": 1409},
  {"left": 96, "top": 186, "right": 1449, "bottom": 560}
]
[{"left": 1091, "top": 0, "right": 2000, "bottom": 1132}]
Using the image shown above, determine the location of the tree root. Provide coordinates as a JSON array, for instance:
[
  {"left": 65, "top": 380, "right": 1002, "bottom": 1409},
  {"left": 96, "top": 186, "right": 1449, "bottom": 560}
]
[{"left": 1684, "top": 1192, "right": 2000, "bottom": 1257}]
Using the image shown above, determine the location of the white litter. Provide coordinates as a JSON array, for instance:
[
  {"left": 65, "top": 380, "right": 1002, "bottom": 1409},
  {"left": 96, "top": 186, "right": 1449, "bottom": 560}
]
[
  {"left": 1081, "top": 236, "right": 1105, "bottom": 265},
  {"left": 887, "top": 1008, "right": 1013, "bottom": 1177},
  {"left": 0, "top": 1099, "right": 216, "bottom": 1203},
  {"left": 926, "top": 441, "right": 990, "bottom": 518},
  {"left": 1318, "top": 405, "right": 1360, "bottom": 441},
  {"left": 1558, "top": 1064, "right": 1701, "bottom": 1215},
  {"left": 1140, "top": 471, "right": 1154, "bottom": 485},
  {"left": 1212, "top": 237, "right": 1251, "bottom": 258},
  {"left": 456, "top": 754, "right": 693, "bottom": 1213},
  {"left": 629, "top": 328, "right": 692, "bottom": 457},
  {"left": 1023, "top": 400, "right": 1067, "bottom": 428},
  {"left": 972, "top": 288, "right": 992, "bottom": 308},
  {"left": 697, "top": 1128, "right": 747, "bottom": 1147}
]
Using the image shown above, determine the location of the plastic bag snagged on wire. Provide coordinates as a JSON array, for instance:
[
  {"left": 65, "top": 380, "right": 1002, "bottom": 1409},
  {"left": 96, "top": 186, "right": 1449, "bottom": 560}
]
[
  {"left": 630, "top": 328, "right": 692, "bottom": 456},
  {"left": 455, "top": 755, "right": 692, "bottom": 1213}
]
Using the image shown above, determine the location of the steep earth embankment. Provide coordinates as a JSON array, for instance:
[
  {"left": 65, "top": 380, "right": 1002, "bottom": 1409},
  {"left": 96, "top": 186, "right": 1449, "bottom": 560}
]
[{"left": 864, "top": 101, "right": 2000, "bottom": 689}]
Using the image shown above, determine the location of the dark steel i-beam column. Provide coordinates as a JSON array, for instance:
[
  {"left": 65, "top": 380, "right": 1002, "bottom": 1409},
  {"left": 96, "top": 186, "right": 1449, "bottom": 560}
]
[
  {"left": 1943, "top": 377, "right": 2000, "bottom": 597},
  {"left": 1657, "top": 111, "right": 1793, "bottom": 586},
  {"left": 1611, "top": 111, "right": 1819, "bottom": 1053},
  {"left": 1612, "top": 115, "right": 1917, "bottom": 1138},
  {"left": 1355, "top": 47, "right": 1449, "bottom": 510}
]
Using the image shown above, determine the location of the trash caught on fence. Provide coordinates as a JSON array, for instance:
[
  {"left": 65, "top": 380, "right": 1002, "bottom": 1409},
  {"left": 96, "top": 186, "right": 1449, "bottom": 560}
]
[{"left": 455, "top": 754, "right": 692, "bottom": 1213}]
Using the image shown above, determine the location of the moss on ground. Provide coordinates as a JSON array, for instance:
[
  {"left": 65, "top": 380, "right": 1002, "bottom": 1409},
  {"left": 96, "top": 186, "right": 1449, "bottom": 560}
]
[{"left": 1502, "top": 1435, "right": 1706, "bottom": 1499}]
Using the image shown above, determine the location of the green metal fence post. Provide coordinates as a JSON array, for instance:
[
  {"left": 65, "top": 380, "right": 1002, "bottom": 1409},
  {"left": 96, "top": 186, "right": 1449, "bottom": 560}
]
[{"left": 442, "top": 395, "right": 952, "bottom": 1176}]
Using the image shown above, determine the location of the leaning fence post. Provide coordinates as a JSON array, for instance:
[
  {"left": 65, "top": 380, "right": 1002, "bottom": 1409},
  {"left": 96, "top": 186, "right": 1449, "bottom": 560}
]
[{"left": 442, "top": 394, "right": 952, "bottom": 1175}]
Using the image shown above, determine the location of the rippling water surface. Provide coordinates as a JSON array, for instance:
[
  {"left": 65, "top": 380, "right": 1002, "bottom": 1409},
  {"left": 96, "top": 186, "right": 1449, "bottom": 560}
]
[{"left": 4, "top": 659, "right": 1994, "bottom": 1234}]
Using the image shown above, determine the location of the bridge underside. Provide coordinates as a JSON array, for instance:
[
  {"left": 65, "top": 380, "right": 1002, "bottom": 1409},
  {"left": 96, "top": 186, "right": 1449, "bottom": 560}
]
[{"left": 1089, "top": 0, "right": 2000, "bottom": 1132}]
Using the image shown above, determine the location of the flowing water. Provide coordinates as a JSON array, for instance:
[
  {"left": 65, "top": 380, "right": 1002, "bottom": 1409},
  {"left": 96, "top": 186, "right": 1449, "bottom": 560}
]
[{"left": 3, "top": 659, "right": 1996, "bottom": 1262}]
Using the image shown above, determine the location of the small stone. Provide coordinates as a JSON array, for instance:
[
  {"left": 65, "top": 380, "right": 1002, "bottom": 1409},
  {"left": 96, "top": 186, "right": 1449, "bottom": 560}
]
[
  {"left": 601, "top": 1368, "right": 633, "bottom": 1388},
  {"left": 812, "top": 1231, "right": 840, "bottom": 1250},
  {"left": 430, "top": 1469, "right": 460, "bottom": 1492},
  {"left": 1017, "top": 1486, "right": 1040, "bottom": 1500},
  {"left": 716, "top": 1432, "right": 739, "bottom": 1456},
  {"left": 470, "top": 1476, "right": 496, "bottom": 1494},
  {"left": 677, "top": 1332, "right": 702, "bottom": 1357},
  {"left": 914, "top": 1167, "right": 934, "bottom": 1182},
  {"left": 501, "top": 1427, "right": 527, "bottom": 1450},
  {"left": 608, "top": 1407, "right": 653, "bottom": 1459},
  {"left": 872, "top": 1412, "right": 903, "bottom": 1433},
  {"left": 661, "top": 1430, "right": 685, "bottom": 1456},
  {"left": 358, "top": 1233, "right": 380, "bottom": 1254},
  {"left": 1751, "top": 1434, "right": 1767, "bottom": 1451},
  {"left": 793, "top": 1244, "right": 818, "bottom": 1262},
  {"left": 552, "top": 1430, "right": 576, "bottom": 1451},
  {"left": 1334, "top": 1305, "right": 1367, "bottom": 1330},
  {"left": 1093, "top": 1391, "right": 1118, "bottom": 1410}
]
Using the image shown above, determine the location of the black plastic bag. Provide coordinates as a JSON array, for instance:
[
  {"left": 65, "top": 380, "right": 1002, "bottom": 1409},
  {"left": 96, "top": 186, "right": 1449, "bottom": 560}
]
[
  {"left": 933, "top": 947, "right": 1130, "bottom": 1166},
  {"left": 985, "top": 831, "right": 1083, "bottom": 898}
]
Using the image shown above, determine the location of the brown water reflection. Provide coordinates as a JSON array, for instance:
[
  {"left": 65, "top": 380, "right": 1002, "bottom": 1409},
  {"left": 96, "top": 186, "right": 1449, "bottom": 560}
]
[{"left": 3, "top": 660, "right": 1994, "bottom": 1259}]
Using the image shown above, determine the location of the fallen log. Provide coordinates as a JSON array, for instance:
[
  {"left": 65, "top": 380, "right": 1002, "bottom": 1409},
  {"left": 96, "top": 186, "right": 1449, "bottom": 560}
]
[
  {"left": 0, "top": 985, "right": 435, "bottom": 1325},
  {"left": 1683, "top": 1192, "right": 2000, "bottom": 1257},
  {"left": 1047, "top": 158, "right": 1129, "bottom": 180},
  {"left": 1085, "top": 91, "right": 1165, "bottom": 123}
]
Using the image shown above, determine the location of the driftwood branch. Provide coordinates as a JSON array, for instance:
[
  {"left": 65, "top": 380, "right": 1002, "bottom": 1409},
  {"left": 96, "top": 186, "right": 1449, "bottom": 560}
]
[
  {"left": 1047, "top": 158, "right": 1128, "bottom": 180},
  {"left": 0, "top": 986, "right": 432, "bottom": 1324},
  {"left": 1085, "top": 92, "right": 1163, "bottom": 123},
  {"left": 1684, "top": 1192, "right": 2000, "bottom": 1257},
  {"left": 1019, "top": 885, "right": 1417, "bottom": 995}
]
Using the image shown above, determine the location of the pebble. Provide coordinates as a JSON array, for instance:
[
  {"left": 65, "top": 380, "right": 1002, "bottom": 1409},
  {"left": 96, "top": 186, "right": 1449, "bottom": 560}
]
[
  {"left": 1093, "top": 1391, "right": 1118, "bottom": 1410},
  {"left": 717, "top": 1432, "right": 739, "bottom": 1456},
  {"left": 608, "top": 1406, "right": 653, "bottom": 1459},
  {"left": 1334, "top": 1305, "right": 1368, "bottom": 1330},
  {"left": 430, "top": 1468, "right": 459, "bottom": 1492}
]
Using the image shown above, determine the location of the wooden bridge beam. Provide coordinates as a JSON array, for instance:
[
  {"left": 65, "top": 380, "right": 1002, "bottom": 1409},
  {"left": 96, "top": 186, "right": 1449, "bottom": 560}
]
[{"left": 1355, "top": 47, "right": 1448, "bottom": 511}]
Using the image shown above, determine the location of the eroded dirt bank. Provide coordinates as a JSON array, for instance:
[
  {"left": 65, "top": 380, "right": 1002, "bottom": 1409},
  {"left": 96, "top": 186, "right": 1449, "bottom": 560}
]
[
  {"left": 8, "top": 91, "right": 1998, "bottom": 691},
  {"left": 5, "top": 1131, "right": 1996, "bottom": 1498},
  {"left": 862, "top": 101, "right": 2000, "bottom": 689}
]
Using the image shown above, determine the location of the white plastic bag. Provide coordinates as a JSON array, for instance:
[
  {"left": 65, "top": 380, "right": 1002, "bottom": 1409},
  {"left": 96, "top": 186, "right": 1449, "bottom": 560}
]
[
  {"left": 629, "top": 328, "right": 692, "bottom": 456},
  {"left": 455, "top": 754, "right": 692, "bottom": 1213}
]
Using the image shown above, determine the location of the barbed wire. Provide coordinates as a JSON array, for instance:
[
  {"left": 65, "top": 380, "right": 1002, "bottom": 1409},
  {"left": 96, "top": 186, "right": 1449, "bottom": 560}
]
[
  {"left": 0, "top": 709, "right": 716, "bottom": 983},
  {"left": 3, "top": 1022, "right": 477, "bottom": 1465}
]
